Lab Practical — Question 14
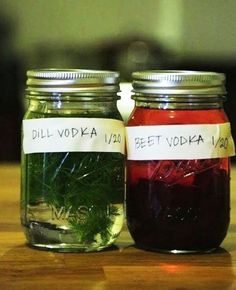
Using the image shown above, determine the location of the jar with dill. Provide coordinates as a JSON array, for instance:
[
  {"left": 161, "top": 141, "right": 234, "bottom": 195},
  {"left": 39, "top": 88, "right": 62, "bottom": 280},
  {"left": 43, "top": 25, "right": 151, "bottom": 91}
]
[{"left": 21, "top": 69, "right": 125, "bottom": 252}]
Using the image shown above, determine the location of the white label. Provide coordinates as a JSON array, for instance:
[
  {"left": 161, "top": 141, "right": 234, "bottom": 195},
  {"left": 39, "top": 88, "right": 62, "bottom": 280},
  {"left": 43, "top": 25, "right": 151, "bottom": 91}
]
[
  {"left": 23, "top": 118, "right": 125, "bottom": 154},
  {"left": 125, "top": 123, "right": 235, "bottom": 160}
]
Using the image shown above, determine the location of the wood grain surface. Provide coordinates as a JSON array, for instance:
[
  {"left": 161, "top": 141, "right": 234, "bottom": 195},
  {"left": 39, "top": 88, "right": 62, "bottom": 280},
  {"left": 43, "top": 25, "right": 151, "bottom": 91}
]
[{"left": 0, "top": 163, "right": 236, "bottom": 290}]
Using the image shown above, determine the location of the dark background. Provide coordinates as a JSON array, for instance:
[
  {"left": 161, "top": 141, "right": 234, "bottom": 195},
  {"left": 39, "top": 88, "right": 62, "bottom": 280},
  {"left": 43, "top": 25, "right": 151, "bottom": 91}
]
[{"left": 0, "top": 0, "right": 235, "bottom": 162}]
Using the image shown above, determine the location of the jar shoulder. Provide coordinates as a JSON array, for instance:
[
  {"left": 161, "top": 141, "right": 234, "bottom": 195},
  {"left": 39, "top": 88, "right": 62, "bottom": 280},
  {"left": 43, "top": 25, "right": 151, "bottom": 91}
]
[
  {"left": 127, "top": 108, "right": 228, "bottom": 126},
  {"left": 24, "top": 101, "right": 123, "bottom": 121}
]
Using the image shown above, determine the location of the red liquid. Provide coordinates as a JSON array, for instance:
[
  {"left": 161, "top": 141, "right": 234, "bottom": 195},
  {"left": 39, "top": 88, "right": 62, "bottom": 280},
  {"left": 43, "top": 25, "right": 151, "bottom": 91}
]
[{"left": 126, "top": 108, "right": 230, "bottom": 252}]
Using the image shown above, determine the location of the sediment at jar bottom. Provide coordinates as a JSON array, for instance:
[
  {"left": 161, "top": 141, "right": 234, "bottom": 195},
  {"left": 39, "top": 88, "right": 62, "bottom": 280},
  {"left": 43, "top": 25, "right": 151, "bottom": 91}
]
[{"left": 126, "top": 167, "right": 230, "bottom": 253}]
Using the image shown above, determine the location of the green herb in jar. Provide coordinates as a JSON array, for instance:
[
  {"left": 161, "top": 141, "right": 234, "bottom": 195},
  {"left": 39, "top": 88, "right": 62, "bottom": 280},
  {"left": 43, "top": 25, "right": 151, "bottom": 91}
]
[
  {"left": 23, "top": 151, "right": 124, "bottom": 249},
  {"left": 21, "top": 69, "right": 125, "bottom": 252}
]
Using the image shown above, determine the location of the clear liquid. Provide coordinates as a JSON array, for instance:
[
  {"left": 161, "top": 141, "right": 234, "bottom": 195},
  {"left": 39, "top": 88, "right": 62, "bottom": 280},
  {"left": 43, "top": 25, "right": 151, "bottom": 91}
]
[
  {"left": 21, "top": 149, "right": 125, "bottom": 252},
  {"left": 23, "top": 202, "right": 124, "bottom": 252}
]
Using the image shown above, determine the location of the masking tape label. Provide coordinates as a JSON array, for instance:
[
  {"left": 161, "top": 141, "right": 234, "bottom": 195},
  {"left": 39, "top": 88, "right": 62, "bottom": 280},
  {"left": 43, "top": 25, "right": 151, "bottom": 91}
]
[
  {"left": 23, "top": 118, "right": 125, "bottom": 154},
  {"left": 125, "top": 123, "right": 235, "bottom": 160}
]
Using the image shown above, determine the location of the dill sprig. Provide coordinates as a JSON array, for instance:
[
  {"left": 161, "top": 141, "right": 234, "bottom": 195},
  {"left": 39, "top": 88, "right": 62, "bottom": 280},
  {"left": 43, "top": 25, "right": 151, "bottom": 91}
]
[
  {"left": 25, "top": 151, "right": 124, "bottom": 245},
  {"left": 23, "top": 105, "right": 124, "bottom": 246}
]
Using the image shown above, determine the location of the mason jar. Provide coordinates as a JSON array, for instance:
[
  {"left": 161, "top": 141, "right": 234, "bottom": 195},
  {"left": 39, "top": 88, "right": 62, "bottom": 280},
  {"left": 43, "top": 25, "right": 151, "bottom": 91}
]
[
  {"left": 21, "top": 69, "right": 125, "bottom": 252},
  {"left": 126, "top": 70, "right": 235, "bottom": 253}
]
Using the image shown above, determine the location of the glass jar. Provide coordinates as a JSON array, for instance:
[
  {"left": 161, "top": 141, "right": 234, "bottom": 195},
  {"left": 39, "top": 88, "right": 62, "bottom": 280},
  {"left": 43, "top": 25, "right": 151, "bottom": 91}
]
[
  {"left": 21, "top": 69, "right": 125, "bottom": 252},
  {"left": 126, "top": 70, "right": 235, "bottom": 253}
]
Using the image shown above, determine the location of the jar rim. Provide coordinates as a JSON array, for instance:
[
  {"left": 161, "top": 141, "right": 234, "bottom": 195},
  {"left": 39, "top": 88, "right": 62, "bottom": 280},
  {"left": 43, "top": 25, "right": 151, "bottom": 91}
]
[
  {"left": 132, "top": 70, "right": 226, "bottom": 95},
  {"left": 26, "top": 69, "right": 120, "bottom": 94}
]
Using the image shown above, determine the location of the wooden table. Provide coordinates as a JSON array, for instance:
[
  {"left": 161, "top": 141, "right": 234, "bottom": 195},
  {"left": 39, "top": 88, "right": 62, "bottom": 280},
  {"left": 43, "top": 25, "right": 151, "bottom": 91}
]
[{"left": 1, "top": 164, "right": 236, "bottom": 290}]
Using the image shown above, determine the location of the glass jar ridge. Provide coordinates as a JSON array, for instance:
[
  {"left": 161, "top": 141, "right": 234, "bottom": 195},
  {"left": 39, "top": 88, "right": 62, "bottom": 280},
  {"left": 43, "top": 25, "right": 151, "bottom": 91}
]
[{"left": 131, "top": 70, "right": 226, "bottom": 110}]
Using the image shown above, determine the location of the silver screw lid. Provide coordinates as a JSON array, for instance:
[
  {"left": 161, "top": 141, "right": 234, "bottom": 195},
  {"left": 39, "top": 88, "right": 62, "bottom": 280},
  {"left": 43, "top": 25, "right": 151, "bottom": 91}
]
[
  {"left": 132, "top": 70, "right": 226, "bottom": 95},
  {"left": 26, "top": 69, "right": 120, "bottom": 94}
]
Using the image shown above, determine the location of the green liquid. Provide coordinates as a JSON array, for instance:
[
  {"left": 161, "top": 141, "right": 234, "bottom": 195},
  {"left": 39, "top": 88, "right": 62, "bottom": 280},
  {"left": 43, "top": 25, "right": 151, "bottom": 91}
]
[{"left": 21, "top": 110, "right": 125, "bottom": 251}]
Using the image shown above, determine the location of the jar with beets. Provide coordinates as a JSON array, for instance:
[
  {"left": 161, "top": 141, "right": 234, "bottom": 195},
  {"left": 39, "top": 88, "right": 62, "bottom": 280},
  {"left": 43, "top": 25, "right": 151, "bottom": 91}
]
[{"left": 126, "top": 70, "right": 235, "bottom": 253}]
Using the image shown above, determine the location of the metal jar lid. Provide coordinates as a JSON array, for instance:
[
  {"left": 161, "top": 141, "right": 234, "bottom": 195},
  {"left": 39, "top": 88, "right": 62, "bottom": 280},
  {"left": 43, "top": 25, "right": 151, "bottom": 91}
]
[
  {"left": 132, "top": 70, "right": 226, "bottom": 95},
  {"left": 26, "top": 69, "right": 120, "bottom": 94}
]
